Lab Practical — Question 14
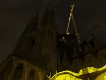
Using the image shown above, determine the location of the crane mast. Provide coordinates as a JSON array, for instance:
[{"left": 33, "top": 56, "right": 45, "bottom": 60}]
[
  {"left": 66, "top": 3, "right": 82, "bottom": 51},
  {"left": 66, "top": 4, "right": 74, "bottom": 35}
]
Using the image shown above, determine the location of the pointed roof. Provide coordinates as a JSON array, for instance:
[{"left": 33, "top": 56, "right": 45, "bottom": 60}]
[
  {"left": 39, "top": 5, "right": 56, "bottom": 29},
  {"left": 12, "top": 9, "right": 56, "bottom": 69},
  {"left": 13, "top": 12, "right": 39, "bottom": 52},
  {"left": 25, "top": 12, "right": 39, "bottom": 33}
]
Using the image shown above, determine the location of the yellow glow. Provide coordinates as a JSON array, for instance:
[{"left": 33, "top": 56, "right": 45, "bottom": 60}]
[
  {"left": 55, "top": 74, "right": 82, "bottom": 80},
  {"left": 104, "top": 75, "right": 106, "bottom": 80},
  {"left": 55, "top": 74, "right": 71, "bottom": 80},
  {"left": 97, "top": 65, "right": 106, "bottom": 72},
  {"left": 49, "top": 65, "right": 106, "bottom": 80},
  {"left": 51, "top": 71, "right": 79, "bottom": 80},
  {"left": 50, "top": 70, "right": 81, "bottom": 80},
  {"left": 79, "top": 67, "right": 97, "bottom": 75},
  {"left": 95, "top": 72, "right": 106, "bottom": 80},
  {"left": 50, "top": 71, "right": 82, "bottom": 80},
  {"left": 66, "top": 4, "right": 74, "bottom": 34},
  {"left": 88, "top": 67, "right": 97, "bottom": 73},
  {"left": 79, "top": 65, "right": 106, "bottom": 74}
]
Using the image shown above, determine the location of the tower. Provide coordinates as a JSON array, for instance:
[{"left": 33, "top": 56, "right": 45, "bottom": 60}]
[
  {"left": 36, "top": 5, "right": 57, "bottom": 74},
  {"left": 0, "top": 5, "right": 57, "bottom": 80}
]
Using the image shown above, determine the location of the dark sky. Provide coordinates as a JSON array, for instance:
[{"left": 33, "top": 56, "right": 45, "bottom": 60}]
[{"left": 0, "top": 0, "right": 106, "bottom": 64}]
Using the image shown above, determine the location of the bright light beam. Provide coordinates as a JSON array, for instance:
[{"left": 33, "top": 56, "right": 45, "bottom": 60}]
[{"left": 66, "top": 4, "right": 74, "bottom": 34}]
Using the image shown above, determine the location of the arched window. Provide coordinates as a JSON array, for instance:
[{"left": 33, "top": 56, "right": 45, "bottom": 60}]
[
  {"left": 28, "top": 70, "right": 35, "bottom": 80},
  {"left": 0, "top": 59, "right": 13, "bottom": 80},
  {"left": 11, "top": 63, "right": 24, "bottom": 80}
]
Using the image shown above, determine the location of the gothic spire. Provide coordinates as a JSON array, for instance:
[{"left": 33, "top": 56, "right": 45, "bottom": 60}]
[
  {"left": 39, "top": 4, "right": 55, "bottom": 29},
  {"left": 13, "top": 12, "right": 39, "bottom": 52},
  {"left": 25, "top": 12, "right": 39, "bottom": 33}
]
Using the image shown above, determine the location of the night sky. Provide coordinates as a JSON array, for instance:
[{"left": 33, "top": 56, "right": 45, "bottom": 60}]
[{"left": 0, "top": 0, "right": 106, "bottom": 64}]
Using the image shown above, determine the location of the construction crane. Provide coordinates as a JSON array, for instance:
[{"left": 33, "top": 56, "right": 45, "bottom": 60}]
[
  {"left": 66, "top": 3, "right": 82, "bottom": 52},
  {"left": 66, "top": 4, "right": 74, "bottom": 35}
]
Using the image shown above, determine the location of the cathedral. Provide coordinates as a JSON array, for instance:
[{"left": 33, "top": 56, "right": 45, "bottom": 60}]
[{"left": 0, "top": 3, "right": 106, "bottom": 80}]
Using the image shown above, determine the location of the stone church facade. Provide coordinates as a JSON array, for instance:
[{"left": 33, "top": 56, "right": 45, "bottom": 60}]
[{"left": 0, "top": 5, "right": 106, "bottom": 80}]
